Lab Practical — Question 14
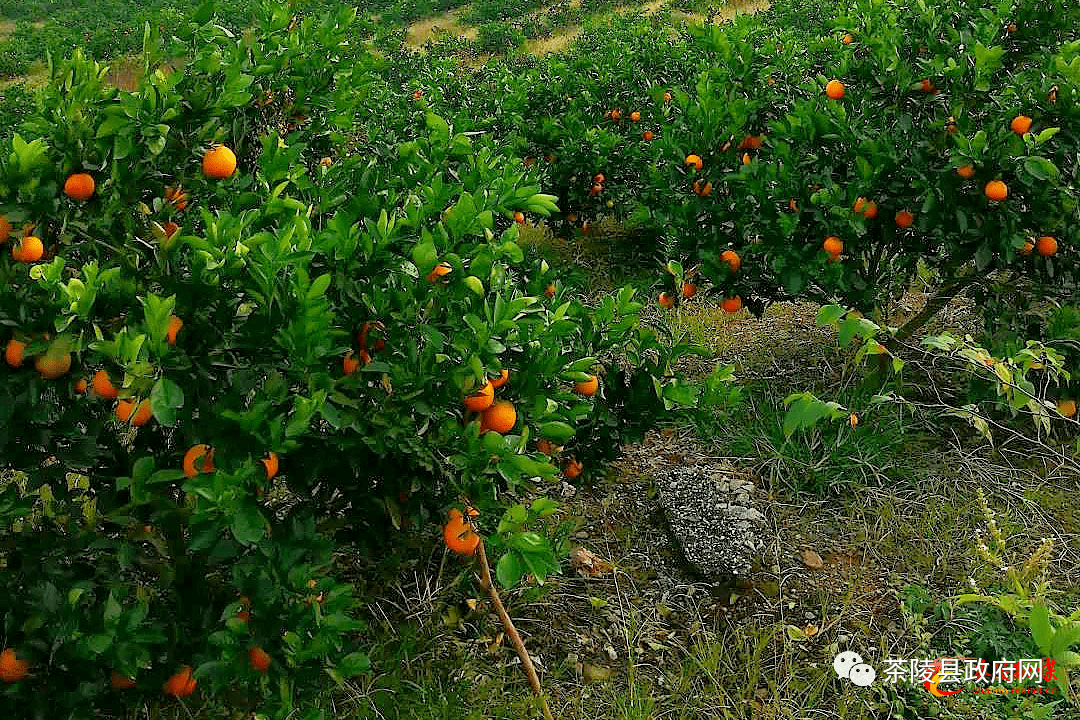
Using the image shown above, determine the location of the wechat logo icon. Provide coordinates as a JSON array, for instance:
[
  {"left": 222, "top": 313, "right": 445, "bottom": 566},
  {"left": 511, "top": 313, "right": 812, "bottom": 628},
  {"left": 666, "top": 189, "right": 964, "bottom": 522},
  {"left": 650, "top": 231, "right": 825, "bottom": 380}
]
[{"left": 834, "top": 651, "right": 877, "bottom": 687}]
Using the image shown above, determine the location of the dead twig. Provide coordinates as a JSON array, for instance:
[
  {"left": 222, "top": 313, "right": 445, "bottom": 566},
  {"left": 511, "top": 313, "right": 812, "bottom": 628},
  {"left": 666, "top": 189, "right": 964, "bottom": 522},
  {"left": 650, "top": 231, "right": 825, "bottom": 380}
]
[{"left": 475, "top": 540, "right": 555, "bottom": 720}]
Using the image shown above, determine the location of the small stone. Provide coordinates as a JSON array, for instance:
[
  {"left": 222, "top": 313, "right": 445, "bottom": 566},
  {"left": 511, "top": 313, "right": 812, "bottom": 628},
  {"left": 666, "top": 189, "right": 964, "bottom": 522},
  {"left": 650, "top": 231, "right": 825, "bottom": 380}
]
[
  {"left": 566, "top": 653, "right": 579, "bottom": 665},
  {"left": 605, "top": 645, "right": 618, "bottom": 661},
  {"left": 837, "top": 634, "right": 851, "bottom": 646},
  {"left": 583, "top": 663, "right": 613, "bottom": 683},
  {"left": 804, "top": 611, "right": 816, "bottom": 621},
  {"left": 801, "top": 549, "right": 824, "bottom": 570},
  {"left": 575, "top": 531, "right": 589, "bottom": 540}
]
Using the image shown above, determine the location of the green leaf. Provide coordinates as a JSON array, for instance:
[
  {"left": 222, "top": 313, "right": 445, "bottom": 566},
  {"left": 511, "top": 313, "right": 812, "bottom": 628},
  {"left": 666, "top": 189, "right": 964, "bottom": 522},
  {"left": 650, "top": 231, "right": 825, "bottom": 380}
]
[
  {"left": 1030, "top": 600, "right": 1053, "bottom": 654},
  {"left": 1034, "top": 127, "right": 1060, "bottom": 144},
  {"left": 337, "top": 652, "right": 371, "bottom": 677},
  {"left": 1023, "top": 156, "right": 1059, "bottom": 181},
  {"left": 538, "top": 421, "right": 575, "bottom": 442},
  {"left": 307, "top": 273, "right": 332, "bottom": 299},
  {"left": 104, "top": 592, "right": 123, "bottom": 624},
  {"left": 496, "top": 552, "right": 525, "bottom": 589},
  {"left": 150, "top": 378, "right": 184, "bottom": 427},
  {"left": 425, "top": 113, "right": 451, "bottom": 145},
  {"left": 815, "top": 305, "right": 847, "bottom": 326},
  {"left": 530, "top": 497, "right": 559, "bottom": 517},
  {"left": 231, "top": 503, "right": 266, "bottom": 545}
]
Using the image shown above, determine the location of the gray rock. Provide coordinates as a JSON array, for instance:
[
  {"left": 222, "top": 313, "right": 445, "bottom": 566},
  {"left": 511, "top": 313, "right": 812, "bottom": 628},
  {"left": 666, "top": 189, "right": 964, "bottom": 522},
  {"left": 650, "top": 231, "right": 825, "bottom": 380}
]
[{"left": 657, "top": 466, "right": 767, "bottom": 579}]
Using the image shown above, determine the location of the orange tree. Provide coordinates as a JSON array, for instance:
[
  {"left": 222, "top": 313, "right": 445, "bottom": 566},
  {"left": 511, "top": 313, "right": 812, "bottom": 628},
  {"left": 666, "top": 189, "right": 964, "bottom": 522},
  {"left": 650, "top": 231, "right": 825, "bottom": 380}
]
[
  {"left": 486, "top": 0, "right": 1076, "bottom": 342},
  {"left": 643, "top": 0, "right": 1078, "bottom": 336},
  {"left": 0, "top": 6, "right": 709, "bottom": 718}
]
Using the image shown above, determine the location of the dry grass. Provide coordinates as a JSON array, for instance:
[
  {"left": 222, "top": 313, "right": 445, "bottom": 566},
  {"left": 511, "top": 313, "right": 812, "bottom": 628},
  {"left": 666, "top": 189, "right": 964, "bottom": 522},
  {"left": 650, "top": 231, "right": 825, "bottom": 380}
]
[{"left": 405, "top": 7, "right": 478, "bottom": 49}]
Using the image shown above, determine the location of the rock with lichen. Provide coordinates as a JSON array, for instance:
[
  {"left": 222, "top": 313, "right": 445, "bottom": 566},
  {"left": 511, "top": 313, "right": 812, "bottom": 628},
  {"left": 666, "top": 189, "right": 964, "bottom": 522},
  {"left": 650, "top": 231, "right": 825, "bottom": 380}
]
[{"left": 657, "top": 465, "right": 766, "bottom": 579}]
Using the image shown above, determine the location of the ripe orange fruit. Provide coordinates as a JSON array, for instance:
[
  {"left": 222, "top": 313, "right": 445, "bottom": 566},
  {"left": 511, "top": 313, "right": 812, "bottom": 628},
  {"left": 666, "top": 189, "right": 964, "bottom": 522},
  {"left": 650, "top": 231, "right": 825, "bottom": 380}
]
[
  {"left": 4, "top": 339, "right": 26, "bottom": 368},
  {"left": 1010, "top": 115, "right": 1032, "bottom": 135},
  {"left": 166, "top": 315, "right": 183, "bottom": 345},
  {"left": 841, "top": 33, "right": 853, "bottom": 44},
  {"left": 464, "top": 381, "right": 495, "bottom": 412},
  {"left": 862, "top": 201, "right": 878, "bottom": 219},
  {"left": 692, "top": 179, "right": 713, "bottom": 197},
  {"left": 563, "top": 458, "right": 583, "bottom": 480},
  {"left": 12, "top": 236, "right": 44, "bottom": 263},
  {"left": 643, "top": 131, "right": 654, "bottom": 142},
  {"left": 739, "top": 135, "right": 764, "bottom": 150},
  {"left": 788, "top": 198, "right": 799, "bottom": 212},
  {"left": 956, "top": 164, "right": 976, "bottom": 179},
  {"left": 443, "top": 509, "right": 480, "bottom": 555},
  {"left": 0, "top": 648, "right": 29, "bottom": 683},
  {"left": 183, "top": 445, "right": 214, "bottom": 478},
  {"left": 35, "top": 349, "right": 72, "bottom": 380},
  {"left": 111, "top": 672, "right": 137, "bottom": 690},
  {"left": 589, "top": 183, "right": 603, "bottom": 196},
  {"left": 481, "top": 401, "right": 517, "bottom": 433},
  {"left": 741, "top": 153, "right": 751, "bottom": 166},
  {"left": 514, "top": 211, "right": 525, "bottom": 224},
  {"left": 663, "top": 91, "right": 672, "bottom": 103},
  {"left": 536, "top": 439, "right": 554, "bottom": 455},
  {"left": 825, "top": 80, "right": 845, "bottom": 100},
  {"left": 575, "top": 375, "right": 599, "bottom": 396},
  {"left": 658, "top": 292, "right": 675, "bottom": 309},
  {"left": 593, "top": 173, "right": 605, "bottom": 184},
  {"left": 116, "top": 399, "right": 152, "bottom": 427},
  {"left": 1036, "top": 236, "right": 1057, "bottom": 257},
  {"left": 984, "top": 180, "right": 1008, "bottom": 202},
  {"left": 249, "top": 647, "right": 272, "bottom": 674},
  {"left": 721, "top": 296, "right": 743, "bottom": 314},
  {"left": 610, "top": 109, "right": 621, "bottom": 122},
  {"left": 895, "top": 211, "right": 914, "bottom": 229},
  {"left": 849, "top": 413, "right": 859, "bottom": 428},
  {"left": 684, "top": 154, "right": 703, "bottom": 171},
  {"left": 162, "top": 221, "right": 180, "bottom": 239},
  {"left": 681, "top": 282, "right": 697, "bottom": 299},
  {"left": 74, "top": 378, "right": 88, "bottom": 394},
  {"left": 1006, "top": 22, "right": 1017, "bottom": 33},
  {"left": 0, "top": 215, "right": 10, "bottom": 244},
  {"left": 1058, "top": 399, "right": 1077, "bottom": 418},
  {"left": 630, "top": 111, "right": 641, "bottom": 122},
  {"left": 490, "top": 369, "right": 510, "bottom": 389},
  {"left": 163, "top": 666, "right": 196, "bottom": 698},
  {"left": 721, "top": 249, "right": 741, "bottom": 273},
  {"left": 202, "top": 145, "right": 237, "bottom": 179},
  {"left": 64, "top": 173, "right": 96, "bottom": 201},
  {"left": 920, "top": 79, "right": 936, "bottom": 94},
  {"left": 1020, "top": 241, "right": 1034, "bottom": 255},
  {"left": 853, "top": 197, "right": 866, "bottom": 214},
  {"left": 92, "top": 370, "right": 119, "bottom": 399},
  {"left": 545, "top": 283, "right": 556, "bottom": 298},
  {"left": 823, "top": 236, "right": 844, "bottom": 255},
  {"left": 262, "top": 451, "right": 279, "bottom": 479},
  {"left": 426, "top": 261, "right": 452, "bottom": 283},
  {"left": 343, "top": 351, "right": 360, "bottom": 376}
]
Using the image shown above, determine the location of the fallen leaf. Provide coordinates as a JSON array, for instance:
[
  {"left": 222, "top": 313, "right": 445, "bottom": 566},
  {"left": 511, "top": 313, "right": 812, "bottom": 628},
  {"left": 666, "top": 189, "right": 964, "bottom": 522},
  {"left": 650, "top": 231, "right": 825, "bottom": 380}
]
[
  {"left": 801, "top": 549, "right": 824, "bottom": 570},
  {"left": 571, "top": 546, "right": 614, "bottom": 577}
]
